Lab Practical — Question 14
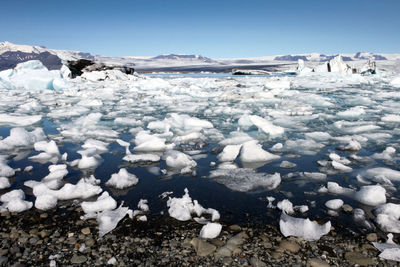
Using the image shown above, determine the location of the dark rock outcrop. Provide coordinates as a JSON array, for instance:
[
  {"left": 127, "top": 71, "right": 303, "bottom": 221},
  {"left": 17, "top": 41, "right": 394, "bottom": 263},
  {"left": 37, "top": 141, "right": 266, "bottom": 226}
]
[{"left": 64, "top": 59, "right": 135, "bottom": 78}]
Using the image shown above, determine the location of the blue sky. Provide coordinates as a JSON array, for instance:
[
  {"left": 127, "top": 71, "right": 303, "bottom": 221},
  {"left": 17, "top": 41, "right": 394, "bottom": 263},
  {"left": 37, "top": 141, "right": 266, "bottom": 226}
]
[{"left": 1, "top": 0, "right": 399, "bottom": 57}]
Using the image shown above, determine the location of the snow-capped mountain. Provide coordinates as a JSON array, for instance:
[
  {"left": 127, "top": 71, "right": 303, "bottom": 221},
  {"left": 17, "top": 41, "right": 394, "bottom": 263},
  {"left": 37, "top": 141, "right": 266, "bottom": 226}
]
[
  {"left": 273, "top": 52, "right": 393, "bottom": 62},
  {"left": 152, "top": 54, "right": 215, "bottom": 63}
]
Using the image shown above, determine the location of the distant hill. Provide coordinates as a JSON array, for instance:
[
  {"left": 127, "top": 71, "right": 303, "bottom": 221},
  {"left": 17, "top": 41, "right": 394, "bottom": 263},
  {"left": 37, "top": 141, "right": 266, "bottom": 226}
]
[
  {"left": 152, "top": 54, "right": 215, "bottom": 63},
  {"left": 274, "top": 52, "right": 388, "bottom": 62}
]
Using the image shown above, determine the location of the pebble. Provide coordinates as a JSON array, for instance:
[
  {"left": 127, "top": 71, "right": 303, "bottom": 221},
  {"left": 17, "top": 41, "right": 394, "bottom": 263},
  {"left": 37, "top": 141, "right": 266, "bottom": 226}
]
[
  {"left": 70, "top": 255, "right": 87, "bottom": 264},
  {"left": 215, "top": 246, "right": 232, "bottom": 257},
  {"left": 366, "top": 233, "right": 377, "bottom": 242},
  {"left": 250, "top": 257, "right": 267, "bottom": 267},
  {"left": 345, "top": 251, "right": 375, "bottom": 266},
  {"left": 308, "top": 258, "right": 330, "bottom": 267},
  {"left": 229, "top": 225, "right": 242, "bottom": 232},
  {"left": 81, "top": 227, "right": 91, "bottom": 235},
  {"left": 190, "top": 238, "right": 216, "bottom": 257},
  {"left": 278, "top": 240, "right": 300, "bottom": 253}
]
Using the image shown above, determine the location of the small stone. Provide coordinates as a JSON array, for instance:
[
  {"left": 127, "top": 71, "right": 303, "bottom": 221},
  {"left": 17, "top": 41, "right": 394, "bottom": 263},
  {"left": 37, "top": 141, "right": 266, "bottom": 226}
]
[
  {"left": 190, "top": 238, "right": 216, "bottom": 257},
  {"left": 70, "top": 255, "right": 87, "bottom": 264},
  {"left": 342, "top": 204, "right": 353, "bottom": 213},
  {"left": 345, "top": 251, "right": 375, "bottom": 266},
  {"left": 86, "top": 238, "right": 95, "bottom": 247},
  {"left": 250, "top": 257, "right": 267, "bottom": 267},
  {"left": 210, "top": 239, "right": 224, "bottom": 247},
  {"left": 271, "top": 251, "right": 283, "bottom": 259},
  {"left": 215, "top": 246, "right": 231, "bottom": 258},
  {"left": 81, "top": 227, "right": 91, "bottom": 235},
  {"left": 229, "top": 225, "right": 242, "bottom": 232},
  {"left": 29, "top": 237, "right": 38, "bottom": 245},
  {"left": 67, "top": 233, "right": 74, "bottom": 238},
  {"left": 0, "top": 249, "right": 8, "bottom": 256},
  {"left": 40, "top": 213, "right": 48, "bottom": 219},
  {"left": 308, "top": 258, "right": 330, "bottom": 267},
  {"left": 279, "top": 240, "right": 300, "bottom": 253},
  {"left": 366, "top": 233, "right": 377, "bottom": 242}
]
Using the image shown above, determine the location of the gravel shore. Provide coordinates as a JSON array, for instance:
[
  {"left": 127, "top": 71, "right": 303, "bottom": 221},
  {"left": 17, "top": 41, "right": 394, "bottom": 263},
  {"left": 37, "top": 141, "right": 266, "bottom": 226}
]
[{"left": 0, "top": 207, "right": 397, "bottom": 266}]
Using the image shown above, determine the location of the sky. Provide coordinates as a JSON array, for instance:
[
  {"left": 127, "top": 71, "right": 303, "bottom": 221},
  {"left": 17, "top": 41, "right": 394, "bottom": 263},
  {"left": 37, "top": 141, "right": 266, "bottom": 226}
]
[{"left": 1, "top": 0, "right": 399, "bottom": 58}]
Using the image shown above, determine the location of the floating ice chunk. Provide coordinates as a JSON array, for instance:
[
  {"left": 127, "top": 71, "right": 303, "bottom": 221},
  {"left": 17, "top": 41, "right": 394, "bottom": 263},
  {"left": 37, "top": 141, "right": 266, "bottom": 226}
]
[
  {"left": 168, "top": 113, "right": 213, "bottom": 131},
  {"left": 0, "top": 177, "right": 10, "bottom": 189},
  {"left": 238, "top": 115, "right": 284, "bottom": 137},
  {"left": 277, "top": 199, "right": 294, "bottom": 214},
  {"left": 133, "top": 131, "right": 174, "bottom": 152},
  {"left": 373, "top": 234, "right": 400, "bottom": 262},
  {"left": 305, "top": 132, "right": 332, "bottom": 141},
  {"left": 35, "top": 195, "right": 58, "bottom": 210},
  {"left": 167, "top": 188, "right": 219, "bottom": 222},
  {"left": 285, "top": 139, "right": 325, "bottom": 155},
  {"left": 239, "top": 140, "right": 280, "bottom": 163},
  {"left": 106, "top": 168, "right": 138, "bottom": 189},
  {"left": 123, "top": 153, "right": 160, "bottom": 163},
  {"left": 340, "top": 139, "right": 362, "bottom": 151},
  {"left": 0, "top": 128, "right": 45, "bottom": 152},
  {"left": 329, "top": 153, "right": 351, "bottom": 165},
  {"left": 210, "top": 168, "right": 281, "bottom": 192},
  {"left": 364, "top": 167, "right": 400, "bottom": 182},
  {"left": 29, "top": 140, "right": 61, "bottom": 164},
  {"left": 32, "top": 179, "right": 102, "bottom": 201},
  {"left": 302, "top": 172, "right": 327, "bottom": 181},
  {"left": 390, "top": 76, "right": 400, "bottom": 87},
  {"left": 82, "top": 139, "right": 109, "bottom": 153},
  {"left": 382, "top": 114, "right": 400, "bottom": 122},
  {"left": 354, "top": 185, "right": 386, "bottom": 206},
  {"left": 137, "top": 199, "right": 149, "bottom": 212},
  {"left": 217, "top": 144, "right": 242, "bottom": 162},
  {"left": 331, "top": 160, "right": 353, "bottom": 172},
  {"left": 279, "top": 213, "right": 331, "bottom": 241},
  {"left": 337, "top": 106, "right": 365, "bottom": 119},
  {"left": 77, "top": 99, "right": 103, "bottom": 107},
  {"left": 173, "top": 132, "right": 204, "bottom": 144},
  {"left": 0, "top": 156, "right": 15, "bottom": 177},
  {"left": 199, "top": 222, "right": 222, "bottom": 239},
  {"left": 73, "top": 148, "right": 103, "bottom": 170},
  {"left": 297, "top": 59, "right": 313, "bottom": 74},
  {"left": 374, "top": 203, "right": 400, "bottom": 233},
  {"left": 327, "top": 182, "right": 354, "bottom": 196},
  {"left": 164, "top": 150, "right": 197, "bottom": 174},
  {"left": 81, "top": 191, "right": 117, "bottom": 218},
  {"left": 372, "top": 147, "right": 396, "bottom": 161},
  {"left": 219, "top": 132, "right": 254, "bottom": 146},
  {"left": 280, "top": 161, "right": 296, "bottom": 169},
  {"left": 294, "top": 205, "right": 309, "bottom": 213},
  {"left": 325, "top": 199, "right": 344, "bottom": 210},
  {"left": 97, "top": 204, "right": 132, "bottom": 237},
  {"left": 0, "top": 189, "right": 32, "bottom": 213},
  {"left": 1, "top": 60, "right": 62, "bottom": 90},
  {"left": 39, "top": 164, "right": 68, "bottom": 189}
]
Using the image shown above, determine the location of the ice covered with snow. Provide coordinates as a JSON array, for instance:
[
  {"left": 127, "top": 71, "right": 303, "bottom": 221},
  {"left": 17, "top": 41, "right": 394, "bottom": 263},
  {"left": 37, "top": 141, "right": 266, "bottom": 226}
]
[
  {"left": 279, "top": 213, "right": 331, "bottom": 241},
  {"left": 239, "top": 140, "right": 280, "bottom": 163},
  {"left": 325, "top": 199, "right": 344, "bottom": 210},
  {"left": 0, "top": 127, "right": 45, "bottom": 151},
  {"left": 167, "top": 188, "right": 220, "bottom": 222},
  {"left": 0, "top": 177, "right": 10, "bottom": 189},
  {"left": 97, "top": 204, "right": 132, "bottom": 237},
  {"left": 238, "top": 115, "right": 284, "bottom": 137},
  {"left": 277, "top": 199, "right": 294, "bottom": 214},
  {"left": 0, "top": 156, "right": 15, "bottom": 177},
  {"left": 164, "top": 150, "right": 197, "bottom": 174},
  {"left": 81, "top": 191, "right": 117, "bottom": 218},
  {"left": 29, "top": 140, "right": 61, "bottom": 164},
  {"left": 210, "top": 168, "right": 281, "bottom": 192},
  {"left": 0, "top": 189, "right": 33, "bottom": 212},
  {"left": 199, "top": 222, "right": 222, "bottom": 239},
  {"left": 106, "top": 168, "right": 139, "bottom": 189},
  {"left": 217, "top": 144, "right": 242, "bottom": 162},
  {"left": 373, "top": 234, "right": 400, "bottom": 262}
]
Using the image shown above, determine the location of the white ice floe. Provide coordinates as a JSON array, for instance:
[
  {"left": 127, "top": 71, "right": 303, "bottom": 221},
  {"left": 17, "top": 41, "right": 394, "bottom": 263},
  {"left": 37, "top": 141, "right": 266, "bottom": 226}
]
[
  {"left": 381, "top": 114, "right": 400, "bottom": 122},
  {"left": 81, "top": 191, "right": 117, "bottom": 219},
  {"left": 70, "top": 148, "right": 103, "bottom": 170},
  {"left": 279, "top": 212, "right": 331, "bottom": 241},
  {"left": 302, "top": 172, "right": 327, "bottom": 181},
  {"left": 277, "top": 199, "right": 294, "bottom": 214},
  {"left": 210, "top": 168, "right": 281, "bottom": 192},
  {"left": 133, "top": 131, "right": 174, "bottom": 152},
  {"left": 35, "top": 194, "right": 58, "bottom": 211},
  {"left": 364, "top": 167, "right": 400, "bottom": 182},
  {"left": 238, "top": 114, "right": 284, "bottom": 137},
  {"left": 0, "top": 189, "right": 32, "bottom": 213},
  {"left": 0, "top": 177, "right": 10, "bottom": 189},
  {"left": 199, "top": 222, "right": 222, "bottom": 239},
  {"left": 0, "top": 156, "right": 15, "bottom": 177},
  {"left": 325, "top": 199, "right": 344, "bottom": 210},
  {"left": 97, "top": 204, "right": 133, "bottom": 237},
  {"left": 373, "top": 234, "right": 400, "bottom": 262},
  {"left": 280, "top": 161, "right": 296, "bottom": 169},
  {"left": 239, "top": 140, "right": 280, "bottom": 163},
  {"left": 167, "top": 188, "right": 220, "bottom": 222},
  {"left": 372, "top": 147, "right": 396, "bottom": 161},
  {"left": 106, "top": 168, "right": 139, "bottom": 189},
  {"left": 217, "top": 144, "right": 242, "bottom": 162},
  {"left": 164, "top": 150, "right": 197, "bottom": 174},
  {"left": 0, "top": 127, "right": 45, "bottom": 151},
  {"left": 123, "top": 153, "right": 160, "bottom": 164},
  {"left": 0, "top": 114, "right": 42, "bottom": 127},
  {"left": 29, "top": 140, "right": 61, "bottom": 164},
  {"left": 374, "top": 203, "right": 400, "bottom": 233}
]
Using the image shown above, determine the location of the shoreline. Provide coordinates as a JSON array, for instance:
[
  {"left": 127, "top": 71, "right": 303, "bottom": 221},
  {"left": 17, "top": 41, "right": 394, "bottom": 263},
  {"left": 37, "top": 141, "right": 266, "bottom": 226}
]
[{"left": 0, "top": 207, "right": 396, "bottom": 266}]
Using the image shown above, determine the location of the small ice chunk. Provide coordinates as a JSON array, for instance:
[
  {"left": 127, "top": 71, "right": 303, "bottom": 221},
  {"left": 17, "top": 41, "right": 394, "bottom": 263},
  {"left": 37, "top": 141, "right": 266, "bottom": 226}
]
[
  {"left": 327, "top": 182, "right": 354, "bottom": 196},
  {"left": 81, "top": 192, "right": 117, "bottom": 216},
  {"left": 277, "top": 199, "right": 294, "bottom": 214},
  {"left": 0, "top": 177, "right": 10, "bottom": 189},
  {"left": 305, "top": 132, "right": 332, "bottom": 141},
  {"left": 164, "top": 150, "right": 197, "bottom": 173},
  {"left": 294, "top": 205, "right": 309, "bottom": 213},
  {"left": 24, "top": 166, "right": 33, "bottom": 172},
  {"left": 0, "top": 127, "right": 45, "bottom": 151},
  {"left": 1, "top": 189, "right": 32, "bottom": 213},
  {"left": 382, "top": 114, "right": 400, "bottom": 122},
  {"left": 0, "top": 156, "right": 15, "bottom": 177},
  {"left": 35, "top": 195, "right": 58, "bottom": 211},
  {"left": 372, "top": 147, "right": 396, "bottom": 161},
  {"left": 123, "top": 153, "right": 160, "bottom": 163},
  {"left": 217, "top": 144, "right": 242, "bottom": 162},
  {"left": 0, "top": 114, "right": 42, "bottom": 126},
  {"left": 75, "top": 148, "right": 103, "bottom": 170},
  {"left": 373, "top": 234, "right": 400, "bottom": 262},
  {"left": 303, "top": 172, "right": 327, "bottom": 181},
  {"left": 82, "top": 139, "right": 109, "bottom": 153},
  {"left": 354, "top": 185, "right": 386, "bottom": 206},
  {"left": 97, "top": 204, "right": 131, "bottom": 237},
  {"left": 279, "top": 213, "right": 331, "bottom": 241},
  {"left": 137, "top": 199, "right": 149, "bottom": 212},
  {"left": 364, "top": 167, "right": 400, "bottom": 182},
  {"left": 331, "top": 160, "right": 353, "bottom": 172},
  {"left": 374, "top": 203, "right": 400, "bottom": 233},
  {"left": 106, "top": 168, "right": 139, "bottom": 189},
  {"left": 280, "top": 161, "right": 296, "bottom": 169},
  {"left": 337, "top": 106, "right": 365, "bottom": 119},
  {"left": 199, "top": 222, "right": 222, "bottom": 239},
  {"left": 239, "top": 140, "right": 280, "bottom": 163},
  {"left": 325, "top": 199, "right": 344, "bottom": 210}
]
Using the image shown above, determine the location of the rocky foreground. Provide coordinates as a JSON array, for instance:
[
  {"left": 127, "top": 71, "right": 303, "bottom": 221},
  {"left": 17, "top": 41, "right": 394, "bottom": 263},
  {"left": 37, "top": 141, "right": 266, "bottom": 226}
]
[{"left": 0, "top": 207, "right": 397, "bottom": 267}]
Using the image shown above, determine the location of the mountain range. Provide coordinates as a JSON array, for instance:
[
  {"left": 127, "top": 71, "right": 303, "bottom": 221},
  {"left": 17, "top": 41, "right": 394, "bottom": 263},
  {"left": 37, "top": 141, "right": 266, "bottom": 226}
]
[{"left": 0, "top": 41, "right": 399, "bottom": 72}]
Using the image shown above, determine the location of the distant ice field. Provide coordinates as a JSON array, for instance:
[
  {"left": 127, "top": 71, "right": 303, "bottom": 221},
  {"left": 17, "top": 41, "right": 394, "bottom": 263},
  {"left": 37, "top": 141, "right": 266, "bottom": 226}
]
[{"left": 1, "top": 61, "right": 400, "bottom": 236}]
